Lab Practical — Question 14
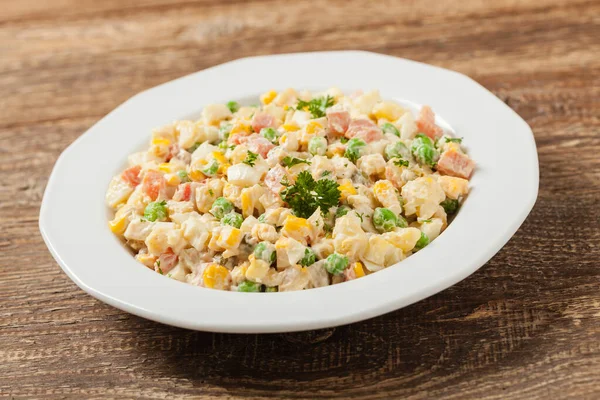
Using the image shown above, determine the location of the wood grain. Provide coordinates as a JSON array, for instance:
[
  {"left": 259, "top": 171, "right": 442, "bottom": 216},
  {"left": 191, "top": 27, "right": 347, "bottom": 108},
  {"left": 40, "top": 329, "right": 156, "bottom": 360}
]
[{"left": 1, "top": 0, "right": 599, "bottom": 398}]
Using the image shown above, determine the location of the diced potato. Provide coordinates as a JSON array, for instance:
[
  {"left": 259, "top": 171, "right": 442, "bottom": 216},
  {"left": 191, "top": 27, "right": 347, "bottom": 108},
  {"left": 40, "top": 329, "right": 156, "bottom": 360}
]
[
  {"left": 437, "top": 175, "right": 470, "bottom": 200},
  {"left": 381, "top": 227, "right": 422, "bottom": 252},
  {"left": 202, "top": 104, "right": 232, "bottom": 126},
  {"left": 106, "top": 176, "right": 134, "bottom": 209},
  {"left": 246, "top": 255, "right": 271, "bottom": 283}
]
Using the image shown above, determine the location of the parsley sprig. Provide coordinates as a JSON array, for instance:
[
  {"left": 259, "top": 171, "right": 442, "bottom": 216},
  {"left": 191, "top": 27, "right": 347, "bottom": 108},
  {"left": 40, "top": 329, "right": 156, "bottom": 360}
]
[
  {"left": 296, "top": 95, "right": 335, "bottom": 118},
  {"left": 243, "top": 151, "right": 258, "bottom": 167},
  {"left": 445, "top": 137, "right": 463, "bottom": 143},
  {"left": 282, "top": 156, "right": 311, "bottom": 168},
  {"left": 393, "top": 158, "right": 409, "bottom": 167},
  {"left": 280, "top": 171, "right": 340, "bottom": 218}
]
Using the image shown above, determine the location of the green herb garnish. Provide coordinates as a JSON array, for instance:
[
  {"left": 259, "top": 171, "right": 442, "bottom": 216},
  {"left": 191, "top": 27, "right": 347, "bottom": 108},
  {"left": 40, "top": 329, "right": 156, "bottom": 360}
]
[
  {"left": 280, "top": 171, "right": 340, "bottom": 218},
  {"left": 445, "top": 137, "right": 463, "bottom": 143},
  {"left": 243, "top": 151, "right": 259, "bottom": 167},
  {"left": 282, "top": 156, "right": 311, "bottom": 168},
  {"left": 393, "top": 158, "right": 409, "bottom": 168},
  {"left": 296, "top": 95, "right": 335, "bottom": 118}
]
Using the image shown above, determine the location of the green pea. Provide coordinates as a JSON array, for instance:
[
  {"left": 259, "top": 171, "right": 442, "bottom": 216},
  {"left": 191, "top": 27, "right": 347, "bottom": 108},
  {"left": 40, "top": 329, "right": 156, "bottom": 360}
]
[
  {"left": 222, "top": 212, "right": 243, "bottom": 228},
  {"left": 177, "top": 170, "right": 189, "bottom": 182},
  {"left": 335, "top": 205, "right": 350, "bottom": 218},
  {"left": 411, "top": 133, "right": 439, "bottom": 167},
  {"left": 219, "top": 123, "right": 232, "bottom": 141},
  {"left": 415, "top": 232, "right": 430, "bottom": 250},
  {"left": 372, "top": 207, "right": 399, "bottom": 232},
  {"left": 384, "top": 141, "right": 410, "bottom": 161},
  {"left": 344, "top": 138, "right": 366, "bottom": 163},
  {"left": 260, "top": 127, "right": 278, "bottom": 144},
  {"left": 324, "top": 253, "right": 349, "bottom": 275},
  {"left": 381, "top": 122, "right": 400, "bottom": 137},
  {"left": 238, "top": 281, "right": 262, "bottom": 292},
  {"left": 226, "top": 101, "right": 240, "bottom": 113},
  {"left": 218, "top": 141, "right": 229, "bottom": 150},
  {"left": 265, "top": 286, "right": 278, "bottom": 292},
  {"left": 397, "top": 214, "right": 409, "bottom": 228},
  {"left": 202, "top": 159, "right": 219, "bottom": 176},
  {"left": 299, "top": 248, "right": 316, "bottom": 266},
  {"left": 210, "top": 197, "right": 234, "bottom": 219},
  {"left": 143, "top": 201, "right": 168, "bottom": 222},
  {"left": 440, "top": 198, "right": 459, "bottom": 215},
  {"left": 254, "top": 241, "right": 276, "bottom": 264},
  {"left": 308, "top": 136, "right": 327, "bottom": 156}
]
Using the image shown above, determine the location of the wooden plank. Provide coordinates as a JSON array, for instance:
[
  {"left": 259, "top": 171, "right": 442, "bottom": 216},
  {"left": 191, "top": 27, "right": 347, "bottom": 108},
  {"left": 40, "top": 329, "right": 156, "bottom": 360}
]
[{"left": 1, "top": 0, "right": 599, "bottom": 398}]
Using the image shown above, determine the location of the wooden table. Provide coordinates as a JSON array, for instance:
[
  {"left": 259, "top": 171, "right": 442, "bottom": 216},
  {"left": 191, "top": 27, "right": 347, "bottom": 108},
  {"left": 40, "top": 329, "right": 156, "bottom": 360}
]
[{"left": 1, "top": 0, "right": 599, "bottom": 398}]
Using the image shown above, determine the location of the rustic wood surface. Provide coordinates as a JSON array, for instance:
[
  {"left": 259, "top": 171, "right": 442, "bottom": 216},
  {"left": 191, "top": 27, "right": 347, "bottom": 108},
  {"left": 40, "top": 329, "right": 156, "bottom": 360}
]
[{"left": 1, "top": 0, "right": 599, "bottom": 398}]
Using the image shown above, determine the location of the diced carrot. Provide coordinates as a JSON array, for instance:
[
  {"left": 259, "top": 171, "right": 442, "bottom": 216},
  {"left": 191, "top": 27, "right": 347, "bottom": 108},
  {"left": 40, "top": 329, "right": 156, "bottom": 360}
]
[
  {"left": 121, "top": 165, "right": 142, "bottom": 187},
  {"left": 142, "top": 170, "right": 166, "bottom": 201}
]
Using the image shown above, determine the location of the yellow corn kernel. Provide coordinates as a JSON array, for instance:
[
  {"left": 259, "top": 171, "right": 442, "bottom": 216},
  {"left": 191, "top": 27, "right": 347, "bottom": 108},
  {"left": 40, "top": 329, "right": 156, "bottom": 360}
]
[
  {"left": 218, "top": 163, "right": 230, "bottom": 174},
  {"left": 281, "top": 215, "right": 312, "bottom": 242},
  {"left": 282, "top": 123, "right": 300, "bottom": 132},
  {"left": 372, "top": 180, "right": 394, "bottom": 197},
  {"left": 158, "top": 163, "right": 174, "bottom": 173},
  {"left": 202, "top": 264, "right": 230, "bottom": 290},
  {"left": 108, "top": 215, "right": 127, "bottom": 235},
  {"left": 166, "top": 173, "right": 180, "bottom": 186},
  {"left": 240, "top": 190, "right": 253, "bottom": 218},
  {"left": 223, "top": 227, "right": 242, "bottom": 247},
  {"left": 188, "top": 169, "right": 205, "bottom": 182},
  {"left": 326, "top": 146, "right": 345, "bottom": 157},
  {"left": 212, "top": 151, "right": 227, "bottom": 164},
  {"left": 280, "top": 134, "right": 288, "bottom": 144},
  {"left": 372, "top": 102, "right": 404, "bottom": 121},
  {"left": 151, "top": 137, "right": 171, "bottom": 146},
  {"left": 283, "top": 215, "right": 310, "bottom": 231},
  {"left": 338, "top": 179, "right": 357, "bottom": 201},
  {"left": 305, "top": 121, "right": 323, "bottom": 135},
  {"left": 230, "top": 122, "right": 252, "bottom": 135},
  {"left": 353, "top": 262, "right": 366, "bottom": 278},
  {"left": 260, "top": 90, "right": 277, "bottom": 105}
]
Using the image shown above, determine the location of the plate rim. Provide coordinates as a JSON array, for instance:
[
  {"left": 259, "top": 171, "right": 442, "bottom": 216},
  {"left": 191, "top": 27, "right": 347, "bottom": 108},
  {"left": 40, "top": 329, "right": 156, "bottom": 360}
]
[{"left": 39, "top": 50, "right": 539, "bottom": 333}]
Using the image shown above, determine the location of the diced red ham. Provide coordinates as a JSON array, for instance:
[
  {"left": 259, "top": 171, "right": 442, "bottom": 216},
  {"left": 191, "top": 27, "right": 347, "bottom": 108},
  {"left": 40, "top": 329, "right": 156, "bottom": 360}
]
[
  {"left": 326, "top": 109, "right": 351, "bottom": 135},
  {"left": 142, "top": 170, "right": 166, "bottom": 201},
  {"left": 436, "top": 149, "right": 475, "bottom": 179},
  {"left": 345, "top": 119, "right": 383, "bottom": 143},
  {"left": 240, "top": 134, "right": 275, "bottom": 158},
  {"left": 416, "top": 105, "right": 443, "bottom": 140},
  {"left": 121, "top": 165, "right": 142, "bottom": 187},
  {"left": 264, "top": 164, "right": 288, "bottom": 194},
  {"left": 156, "top": 248, "right": 178, "bottom": 273},
  {"left": 172, "top": 182, "right": 192, "bottom": 202},
  {"left": 251, "top": 112, "right": 276, "bottom": 134}
]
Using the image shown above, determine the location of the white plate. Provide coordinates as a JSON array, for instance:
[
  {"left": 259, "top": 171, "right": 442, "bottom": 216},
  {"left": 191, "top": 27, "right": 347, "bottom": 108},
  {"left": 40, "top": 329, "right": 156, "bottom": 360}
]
[{"left": 39, "top": 51, "right": 538, "bottom": 333}]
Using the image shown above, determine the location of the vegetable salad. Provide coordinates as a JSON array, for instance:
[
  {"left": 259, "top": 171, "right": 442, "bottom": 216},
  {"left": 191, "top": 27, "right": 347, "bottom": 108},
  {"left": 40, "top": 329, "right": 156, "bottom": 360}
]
[{"left": 106, "top": 88, "right": 475, "bottom": 292}]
